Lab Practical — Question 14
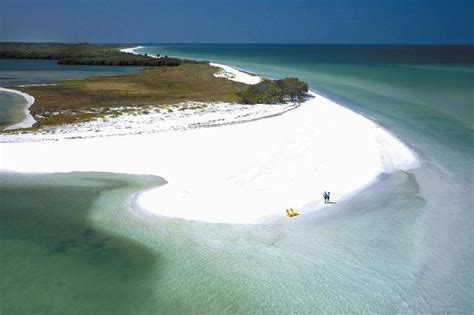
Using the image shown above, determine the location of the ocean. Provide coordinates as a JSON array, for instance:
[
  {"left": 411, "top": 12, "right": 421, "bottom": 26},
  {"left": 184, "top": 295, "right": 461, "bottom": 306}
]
[{"left": 1, "top": 45, "right": 473, "bottom": 313}]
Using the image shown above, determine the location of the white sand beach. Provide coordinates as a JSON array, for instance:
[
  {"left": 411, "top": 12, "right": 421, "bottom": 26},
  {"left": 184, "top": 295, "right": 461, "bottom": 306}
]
[
  {"left": 0, "top": 87, "right": 36, "bottom": 131},
  {"left": 211, "top": 63, "right": 262, "bottom": 85},
  {"left": 120, "top": 46, "right": 144, "bottom": 55},
  {"left": 0, "top": 64, "right": 419, "bottom": 224},
  {"left": 1, "top": 101, "right": 298, "bottom": 142},
  {"left": 120, "top": 46, "right": 161, "bottom": 58}
]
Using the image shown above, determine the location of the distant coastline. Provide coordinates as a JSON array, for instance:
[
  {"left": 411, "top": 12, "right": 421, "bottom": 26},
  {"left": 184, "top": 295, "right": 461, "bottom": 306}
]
[{"left": 0, "top": 42, "right": 185, "bottom": 66}]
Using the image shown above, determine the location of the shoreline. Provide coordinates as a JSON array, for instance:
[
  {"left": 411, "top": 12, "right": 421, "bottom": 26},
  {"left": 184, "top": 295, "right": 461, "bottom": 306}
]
[
  {"left": 119, "top": 46, "right": 144, "bottom": 55},
  {"left": 135, "top": 89, "right": 419, "bottom": 224},
  {"left": 120, "top": 46, "right": 161, "bottom": 58},
  {"left": 138, "top": 90, "right": 418, "bottom": 224},
  {"left": 0, "top": 54, "right": 419, "bottom": 224},
  {"left": 210, "top": 62, "right": 262, "bottom": 85},
  {"left": 0, "top": 64, "right": 419, "bottom": 224},
  {"left": 0, "top": 87, "right": 36, "bottom": 131}
]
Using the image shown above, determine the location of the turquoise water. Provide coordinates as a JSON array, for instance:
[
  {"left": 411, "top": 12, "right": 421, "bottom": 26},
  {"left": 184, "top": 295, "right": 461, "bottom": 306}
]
[
  {"left": 1, "top": 45, "right": 473, "bottom": 313},
  {"left": 0, "top": 173, "right": 164, "bottom": 314},
  {"left": 0, "top": 59, "right": 141, "bottom": 129}
]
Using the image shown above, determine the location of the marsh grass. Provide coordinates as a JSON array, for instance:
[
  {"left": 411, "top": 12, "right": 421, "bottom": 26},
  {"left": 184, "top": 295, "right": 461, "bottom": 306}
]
[{"left": 16, "top": 64, "right": 247, "bottom": 127}]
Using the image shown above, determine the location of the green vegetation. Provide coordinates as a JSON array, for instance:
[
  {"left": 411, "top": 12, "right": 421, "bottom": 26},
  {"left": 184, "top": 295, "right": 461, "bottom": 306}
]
[
  {"left": 237, "top": 78, "right": 309, "bottom": 104},
  {"left": 17, "top": 63, "right": 248, "bottom": 127},
  {"left": 13, "top": 65, "right": 310, "bottom": 128},
  {"left": 1, "top": 43, "right": 310, "bottom": 129},
  {"left": 0, "top": 42, "right": 197, "bottom": 66}
]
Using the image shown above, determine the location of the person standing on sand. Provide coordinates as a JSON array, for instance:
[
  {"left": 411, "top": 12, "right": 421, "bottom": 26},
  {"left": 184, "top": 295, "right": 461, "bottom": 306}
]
[{"left": 323, "top": 191, "right": 328, "bottom": 204}]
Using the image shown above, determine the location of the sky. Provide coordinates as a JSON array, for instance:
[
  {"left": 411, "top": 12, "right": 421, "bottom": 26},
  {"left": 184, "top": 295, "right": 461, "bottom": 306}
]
[{"left": 1, "top": 0, "right": 473, "bottom": 44}]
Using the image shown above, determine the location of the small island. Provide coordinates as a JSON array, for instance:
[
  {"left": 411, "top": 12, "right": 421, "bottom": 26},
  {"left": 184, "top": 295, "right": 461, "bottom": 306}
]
[{"left": 1, "top": 43, "right": 309, "bottom": 129}]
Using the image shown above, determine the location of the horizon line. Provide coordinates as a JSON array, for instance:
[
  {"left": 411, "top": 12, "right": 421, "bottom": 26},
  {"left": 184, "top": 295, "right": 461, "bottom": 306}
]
[{"left": 2, "top": 41, "right": 474, "bottom": 46}]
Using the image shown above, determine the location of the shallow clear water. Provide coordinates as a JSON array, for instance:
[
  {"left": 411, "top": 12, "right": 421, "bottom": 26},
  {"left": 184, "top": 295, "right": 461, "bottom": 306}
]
[
  {"left": 0, "top": 173, "right": 165, "bottom": 314},
  {"left": 0, "top": 91, "right": 28, "bottom": 129},
  {"left": 1, "top": 45, "right": 473, "bottom": 313}
]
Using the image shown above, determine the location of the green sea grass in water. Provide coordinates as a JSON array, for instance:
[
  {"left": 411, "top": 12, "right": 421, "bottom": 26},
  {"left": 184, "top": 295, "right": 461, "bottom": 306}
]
[{"left": 1, "top": 45, "right": 473, "bottom": 313}]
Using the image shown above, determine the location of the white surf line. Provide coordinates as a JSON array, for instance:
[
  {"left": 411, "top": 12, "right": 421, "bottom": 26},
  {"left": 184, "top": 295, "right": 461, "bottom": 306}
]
[{"left": 0, "top": 87, "right": 36, "bottom": 131}]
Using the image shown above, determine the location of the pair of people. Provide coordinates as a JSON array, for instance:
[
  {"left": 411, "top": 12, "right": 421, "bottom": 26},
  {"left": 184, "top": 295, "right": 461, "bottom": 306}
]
[{"left": 323, "top": 191, "right": 331, "bottom": 204}]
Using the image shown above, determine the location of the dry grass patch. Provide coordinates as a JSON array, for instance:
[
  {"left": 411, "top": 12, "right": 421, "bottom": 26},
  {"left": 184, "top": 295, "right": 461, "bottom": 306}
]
[{"left": 15, "top": 63, "right": 247, "bottom": 127}]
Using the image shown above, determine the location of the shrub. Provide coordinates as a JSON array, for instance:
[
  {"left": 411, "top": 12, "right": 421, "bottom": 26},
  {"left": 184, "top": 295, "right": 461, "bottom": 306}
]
[{"left": 237, "top": 78, "right": 308, "bottom": 104}]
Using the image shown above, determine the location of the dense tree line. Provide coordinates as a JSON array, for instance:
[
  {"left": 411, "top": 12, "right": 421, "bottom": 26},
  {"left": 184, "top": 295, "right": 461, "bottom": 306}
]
[
  {"left": 57, "top": 57, "right": 181, "bottom": 66},
  {"left": 238, "top": 78, "right": 309, "bottom": 104},
  {"left": 0, "top": 42, "right": 199, "bottom": 67}
]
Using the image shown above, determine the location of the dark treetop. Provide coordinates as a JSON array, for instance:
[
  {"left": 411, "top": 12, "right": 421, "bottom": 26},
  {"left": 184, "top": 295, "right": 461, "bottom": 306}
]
[{"left": 0, "top": 42, "right": 202, "bottom": 67}]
